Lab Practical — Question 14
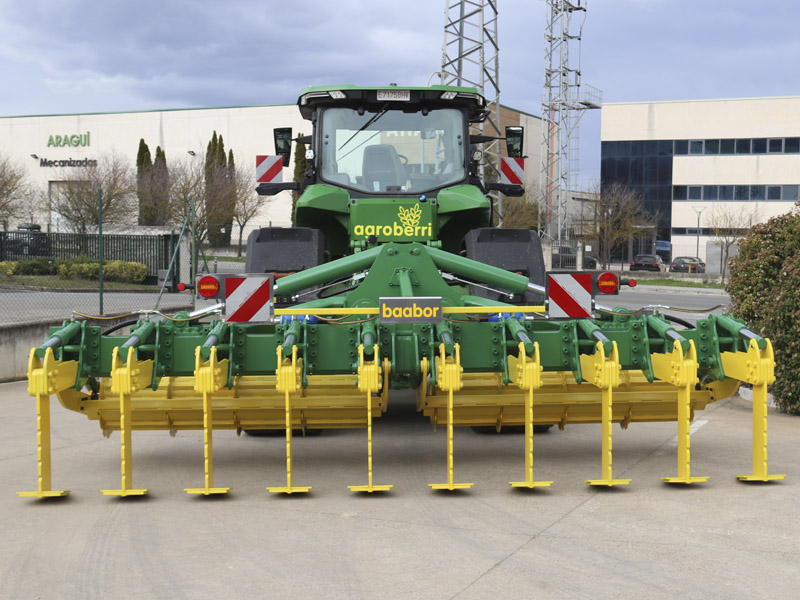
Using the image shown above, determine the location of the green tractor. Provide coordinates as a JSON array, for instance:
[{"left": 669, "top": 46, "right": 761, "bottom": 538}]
[
  {"left": 248, "top": 84, "right": 544, "bottom": 306},
  {"left": 19, "top": 85, "right": 782, "bottom": 499}
]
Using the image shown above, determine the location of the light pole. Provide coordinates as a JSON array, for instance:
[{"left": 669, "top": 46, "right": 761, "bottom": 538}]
[{"left": 692, "top": 206, "right": 706, "bottom": 259}]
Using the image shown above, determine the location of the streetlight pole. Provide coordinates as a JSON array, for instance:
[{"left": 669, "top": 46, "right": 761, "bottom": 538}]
[{"left": 692, "top": 206, "right": 706, "bottom": 259}]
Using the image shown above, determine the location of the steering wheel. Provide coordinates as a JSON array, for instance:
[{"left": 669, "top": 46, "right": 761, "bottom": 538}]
[{"left": 397, "top": 154, "right": 409, "bottom": 165}]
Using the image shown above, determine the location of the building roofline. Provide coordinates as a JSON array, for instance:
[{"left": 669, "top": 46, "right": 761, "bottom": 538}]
[
  {"left": 0, "top": 103, "right": 296, "bottom": 120},
  {"left": 1, "top": 101, "right": 541, "bottom": 122},
  {"left": 603, "top": 95, "right": 800, "bottom": 107}
]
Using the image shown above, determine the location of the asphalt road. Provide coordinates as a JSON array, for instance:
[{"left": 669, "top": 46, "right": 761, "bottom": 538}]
[{"left": 2, "top": 380, "right": 798, "bottom": 599}]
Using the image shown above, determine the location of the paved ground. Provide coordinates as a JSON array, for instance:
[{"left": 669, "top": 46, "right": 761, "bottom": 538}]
[{"left": 2, "top": 380, "right": 798, "bottom": 599}]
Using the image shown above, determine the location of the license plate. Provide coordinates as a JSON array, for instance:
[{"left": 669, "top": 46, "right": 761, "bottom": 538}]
[{"left": 377, "top": 89, "right": 410, "bottom": 101}]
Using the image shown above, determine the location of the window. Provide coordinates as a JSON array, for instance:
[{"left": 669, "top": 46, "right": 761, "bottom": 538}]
[
  {"left": 767, "top": 186, "right": 782, "bottom": 200},
  {"left": 645, "top": 140, "right": 659, "bottom": 156},
  {"left": 674, "top": 140, "right": 689, "bottom": 155},
  {"left": 735, "top": 185, "right": 750, "bottom": 201},
  {"left": 719, "top": 185, "right": 734, "bottom": 201},
  {"left": 704, "top": 139, "right": 720, "bottom": 154},
  {"left": 703, "top": 185, "right": 718, "bottom": 200},
  {"left": 658, "top": 140, "right": 673, "bottom": 156},
  {"left": 673, "top": 185, "right": 687, "bottom": 200},
  {"left": 750, "top": 185, "right": 765, "bottom": 201},
  {"left": 768, "top": 139, "right": 783, "bottom": 153},
  {"left": 735, "top": 139, "right": 751, "bottom": 154},
  {"left": 720, "top": 139, "right": 735, "bottom": 154},
  {"left": 784, "top": 138, "right": 800, "bottom": 153},
  {"left": 688, "top": 186, "right": 702, "bottom": 200},
  {"left": 784, "top": 185, "right": 799, "bottom": 201},
  {"left": 689, "top": 140, "right": 704, "bottom": 155},
  {"left": 752, "top": 138, "right": 768, "bottom": 153}
]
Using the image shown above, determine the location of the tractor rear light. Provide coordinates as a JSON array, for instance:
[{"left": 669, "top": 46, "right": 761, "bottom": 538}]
[
  {"left": 596, "top": 272, "right": 619, "bottom": 294},
  {"left": 177, "top": 282, "right": 192, "bottom": 292},
  {"left": 621, "top": 278, "right": 637, "bottom": 288},
  {"left": 440, "top": 91, "right": 457, "bottom": 100},
  {"left": 196, "top": 275, "right": 221, "bottom": 298}
]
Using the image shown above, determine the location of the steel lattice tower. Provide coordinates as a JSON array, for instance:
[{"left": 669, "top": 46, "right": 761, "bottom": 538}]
[
  {"left": 440, "top": 0, "right": 503, "bottom": 225},
  {"left": 541, "top": 0, "right": 600, "bottom": 241}
]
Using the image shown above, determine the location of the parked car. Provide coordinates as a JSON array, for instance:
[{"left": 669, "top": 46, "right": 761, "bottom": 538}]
[
  {"left": 551, "top": 246, "right": 578, "bottom": 269},
  {"left": 630, "top": 254, "right": 665, "bottom": 272},
  {"left": 4, "top": 223, "right": 52, "bottom": 258},
  {"left": 583, "top": 254, "right": 597, "bottom": 269},
  {"left": 669, "top": 256, "right": 706, "bottom": 273}
]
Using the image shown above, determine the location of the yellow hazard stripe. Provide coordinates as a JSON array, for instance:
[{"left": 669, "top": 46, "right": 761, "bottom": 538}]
[{"left": 275, "top": 305, "right": 545, "bottom": 316}]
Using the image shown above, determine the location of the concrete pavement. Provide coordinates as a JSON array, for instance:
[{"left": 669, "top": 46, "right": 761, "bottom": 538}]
[{"left": 2, "top": 381, "right": 798, "bottom": 599}]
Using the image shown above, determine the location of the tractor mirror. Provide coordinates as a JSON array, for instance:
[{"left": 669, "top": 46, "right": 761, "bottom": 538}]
[
  {"left": 505, "top": 126, "right": 524, "bottom": 158},
  {"left": 273, "top": 127, "right": 293, "bottom": 167}
]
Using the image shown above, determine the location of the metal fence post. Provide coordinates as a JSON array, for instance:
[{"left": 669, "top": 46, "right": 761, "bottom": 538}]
[{"left": 98, "top": 189, "right": 104, "bottom": 315}]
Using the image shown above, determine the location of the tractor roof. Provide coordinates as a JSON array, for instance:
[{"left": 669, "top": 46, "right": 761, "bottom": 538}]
[{"left": 296, "top": 84, "right": 489, "bottom": 121}]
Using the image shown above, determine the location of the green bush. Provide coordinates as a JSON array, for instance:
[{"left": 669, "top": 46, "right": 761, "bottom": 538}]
[
  {"left": 58, "top": 259, "right": 148, "bottom": 284},
  {"left": 727, "top": 205, "right": 800, "bottom": 414},
  {"left": 0, "top": 261, "right": 16, "bottom": 276},
  {"left": 13, "top": 258, "right": 59, "bottom": 276}
]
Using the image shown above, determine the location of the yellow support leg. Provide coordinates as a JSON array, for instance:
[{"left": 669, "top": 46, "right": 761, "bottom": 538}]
[
  {"left": 582, "top": 341, "right": 631, "bottom": 487},
  {"left": 509, "top": 342, "right": 552, "bottom": 488},
  {"left": 19, "top": 348, "right": 76, "bottom": 498},
  {"left": 101, "top": 347, "right": 151, "bottom": 497},
  {"left": 654, "top": 341, "right": 709, "bottom": 484},
  {"left": 267, "top": 345, "right": 311, "bottom": 494},
  {"left": 721, "top": 339, "right": 786, "bottom": 482},
  {"left": 186, "top": 347, "right": 231, "bottom": 495},
  {"left": 430, "top": 344, "right": 473, "bottom": 491},
  {"left": 349, "top": 345, "right": 393, "bottom": 493}
]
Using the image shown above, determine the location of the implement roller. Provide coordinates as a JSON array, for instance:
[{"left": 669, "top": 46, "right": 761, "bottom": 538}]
[{"left": 18, "top": 85, "right": 785, "bottom": 499}]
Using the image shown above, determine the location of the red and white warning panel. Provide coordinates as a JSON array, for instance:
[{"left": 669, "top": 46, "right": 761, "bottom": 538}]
[
  {"left": 547, "top": 272, "right": 593, "bottom": 319},
  {"left": 256, "top": 155, "right": 283, "bottom": 184},
  {"left": 499, "top": 157, "right": 524, "bottom": 185},
  {"left": 225, "top": 275, "right": 274, "bottom": 323}
]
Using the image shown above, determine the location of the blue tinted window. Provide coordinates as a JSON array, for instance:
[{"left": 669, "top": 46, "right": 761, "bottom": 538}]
[
  {"left": 784, "top": 138, "right": 799, "bottom": 153},
  {"left": 735, "top": 139, "right": 751, "bottom": 154},
  {"left": 630, "top": 141, "right": 644, "bottom": 156},
  {"left": 768, "top": 139, "right": 783, "bottom": 153},
  {"left": 629, "top": 158, "right": 643, "bottom": 185},
  {"left": 673, "top": 185, "right": 687, "bottom": 200},
  {"left": 767, "top": 186, "right": 782, "bottom": 200},
  {"left": 644, "top": 157, "right": 658, "bottom": 184},
  {"left": 750, "top": 185, "right": 765, "bottom": 201},
  {"left": 720, "top": 139, "right": 735, "bottom": 154},
  {"left": 703, "top": 185, "right": 718, "bottom": 200},
  {"left": 735, "top": 185, "right": 750, "bottom": 201},
  {"left": 783, "top": 185, "right": 799, "bottom": 201},
  {"left": 704, "top": 140, "right": 720, "bottom": 154},
  {"left": 658, "top": 140, "right": 673, "bottom": 156},
  {"left": 752, "top": 138, "right": 767, "bottom": 153},
  {"left": 645, "top": 141, "right": 659, "bottom": 156},
  {"left": 657, "top": 157, "right": 672, "bottom": 185},
  {"left": 674, "top": 140, "right": 689, "bottom": 155},
  {"left": 719, "top": 185, "right": 734, "bottom": 201},
  {"left": 688, "top": 186, "right": 702, "bottom": 200},
  {"left": 689, "top": 140, "right": 704, "bottom": 154}
]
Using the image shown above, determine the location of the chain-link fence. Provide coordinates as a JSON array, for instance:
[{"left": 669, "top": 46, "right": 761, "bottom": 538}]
[{"left": 0, "top": 231, "right": 245, "bottom": 326}]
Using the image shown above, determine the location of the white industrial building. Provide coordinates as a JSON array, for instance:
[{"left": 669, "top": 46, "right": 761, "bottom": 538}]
[
  {"left": 601, "top": 96, "right": 800, "bottom": 268},
  {"left": 0, "top": 98, "right": 542, "bottom": 241}
]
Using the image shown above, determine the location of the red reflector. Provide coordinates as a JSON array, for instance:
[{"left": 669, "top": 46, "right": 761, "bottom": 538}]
[
  {"left": 196, "top": 275, "right": 220, "bottom": 298},
  {"left": 177, "top": 283, "right": 187, "bottom": 292},
  {"left": 628, "top": 279, "right": 637, "bottom": 288},
  {"left": 597, "top": 272, "right": 618, "bottom": 294}
]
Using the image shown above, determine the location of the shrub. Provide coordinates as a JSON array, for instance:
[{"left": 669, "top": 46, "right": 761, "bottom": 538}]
[
  {"left": 0, "top": 261, "right": 16, "bottom": 276},
  {"left": 58, "top": 259, "right": 148, "bottom": 284},
  {"left": 727, "top": 204, "right": 800, "bottom": 414},
  {"left": 13, "top": 258, "right": 59, "bottom": 276}
]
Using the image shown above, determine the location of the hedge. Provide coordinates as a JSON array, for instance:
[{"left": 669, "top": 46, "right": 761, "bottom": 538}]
[
  {"left": 0, "top": 258, "right": 148, "bottom": 284},
  {"left": 727, "top": 204, "right": 800, "bottom": 414}
]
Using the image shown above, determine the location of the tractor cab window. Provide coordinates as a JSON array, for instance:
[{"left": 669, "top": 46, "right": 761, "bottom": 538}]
[{"left": 319, "top": 107, "right": 466, "bottom": 194}]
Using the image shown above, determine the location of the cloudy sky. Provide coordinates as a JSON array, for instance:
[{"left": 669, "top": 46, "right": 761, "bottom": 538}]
[{"left": 1, "top": 0, "right": 798, "bottom": 182}]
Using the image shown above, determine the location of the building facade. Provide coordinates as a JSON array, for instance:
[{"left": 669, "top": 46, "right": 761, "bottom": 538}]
[
  {"left": 601, "top": 96, "right": 800, "bottom": 263},
  {"left": 0, "top": 99, "right": 541, "bottom": 241}
]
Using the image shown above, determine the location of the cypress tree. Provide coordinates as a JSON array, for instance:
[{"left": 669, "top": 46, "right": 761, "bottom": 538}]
[
  {"left": 291, "top": 133, "right": 308, "bottom": 225},
  {"left": 136, "top": 139, "right": 153, "bottom": 225},
  {"left": 152, "top": 146, "right": 169, "bottom": 225}
]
